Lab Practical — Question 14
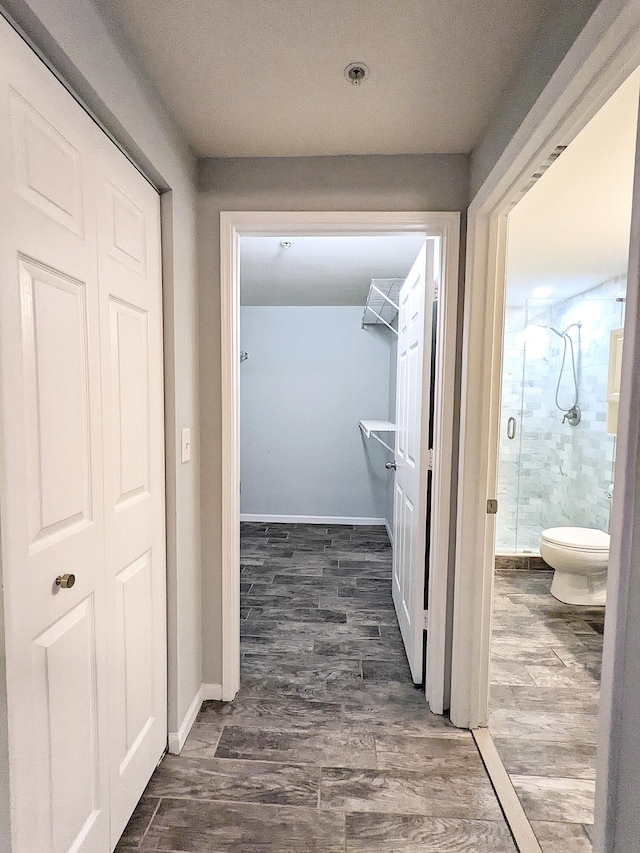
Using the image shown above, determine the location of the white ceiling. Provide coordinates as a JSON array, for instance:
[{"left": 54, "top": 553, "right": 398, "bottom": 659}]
[
  {"left": 240, "top": 235, "right": 426, "bottom": 305},
  {"left": 506, "top": 68, "right": 640, "bottom": 306},
  {"left": 93, "top": 0, "right": 554, "bottom": 157}
]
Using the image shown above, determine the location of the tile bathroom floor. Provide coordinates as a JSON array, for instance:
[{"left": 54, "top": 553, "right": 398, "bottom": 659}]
[
  {"left": 117, "top": 523, "right": 516, "bottom": 852},
  {"left": 490, "top": 559, "right": 605, "bottom": 852}
]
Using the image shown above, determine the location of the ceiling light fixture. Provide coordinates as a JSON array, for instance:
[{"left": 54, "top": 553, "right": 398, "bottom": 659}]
[{"left": 345, "top": 62, "right": 369, "bottom": 86}]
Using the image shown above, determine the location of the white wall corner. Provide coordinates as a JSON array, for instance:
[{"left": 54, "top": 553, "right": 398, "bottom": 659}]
[
  {"left": 167, "top": 686, "right": 203, "bottom": 755},
  {"left": 385, "top": 519, "right": 394, "bottom": 545},
  {"left": 201, "top": 682, "right": 224, "bottom": 701}
]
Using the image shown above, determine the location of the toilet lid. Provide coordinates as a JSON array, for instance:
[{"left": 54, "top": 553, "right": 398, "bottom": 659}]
[{"left": 540, "top": 527, "right": 610, "bottom": 551}]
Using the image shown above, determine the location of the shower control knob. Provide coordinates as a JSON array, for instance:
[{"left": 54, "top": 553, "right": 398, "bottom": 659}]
[{"left": 562, "top": 406, "right": 581, "bottom": 427}]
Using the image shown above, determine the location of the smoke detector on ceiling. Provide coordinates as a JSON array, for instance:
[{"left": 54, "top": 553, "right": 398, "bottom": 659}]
[
  {"left": 345, "top": 62, "right": 369, "bottom": 86},
  {"left": 280, "top": 240, "right": 293, "bottom": 249}
]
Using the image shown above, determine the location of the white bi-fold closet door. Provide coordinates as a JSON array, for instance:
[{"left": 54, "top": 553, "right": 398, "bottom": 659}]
[{"left": 0, "top": 18, "right": 167, "bottom": 853}]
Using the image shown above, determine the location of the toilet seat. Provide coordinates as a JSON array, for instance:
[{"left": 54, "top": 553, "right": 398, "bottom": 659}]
[{"left": 540, "top": 527, "right": 609, "bottom": 552}]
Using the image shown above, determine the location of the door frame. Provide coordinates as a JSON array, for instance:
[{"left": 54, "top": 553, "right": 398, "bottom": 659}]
[
  {"left": 450, "top": 0, "right": 640, "bottom": 731},
  {"left": 219, "top": 210, "right": 460, "bottom": 710},
  {"left": 450, "top": 4, "right": 640, "bottom": 840}
]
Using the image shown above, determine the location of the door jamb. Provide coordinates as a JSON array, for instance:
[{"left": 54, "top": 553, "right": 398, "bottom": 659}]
[
  {"left": 219, "top": 211, "right": 460, "bottom": 709},
  {"left": 451, "top": 0, "right": 640, "bottom": 733}
]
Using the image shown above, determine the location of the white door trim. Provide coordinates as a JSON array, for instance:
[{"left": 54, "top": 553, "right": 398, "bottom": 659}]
[
  {"left": 219, "top": 210, "right": 460, "bottom": 706},
  {"left": 450, "top": 0, "right": 640, "bottom": 724}
]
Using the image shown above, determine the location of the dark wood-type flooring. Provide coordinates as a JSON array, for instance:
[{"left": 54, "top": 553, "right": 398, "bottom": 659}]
[
  {"left": 117, "top": 523, "right": 515, "bottom": 852},
  {"left": 491, "top": 558, "right": 605, "bottom": 852}
]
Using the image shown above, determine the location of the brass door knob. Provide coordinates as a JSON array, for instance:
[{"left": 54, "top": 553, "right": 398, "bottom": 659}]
[{"left": 55, "top": 573, "right": 76, "bottom": 589}]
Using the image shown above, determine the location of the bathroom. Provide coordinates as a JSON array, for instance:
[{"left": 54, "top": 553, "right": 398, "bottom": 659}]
[
  {"left": 488, "top": 67, "right": 639, "bottom": 849},
  {"left": 497, "top": 279, "right": 624, "bottom": 569}
]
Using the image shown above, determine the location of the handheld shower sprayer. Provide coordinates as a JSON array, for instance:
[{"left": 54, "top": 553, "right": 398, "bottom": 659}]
[
  {"left": 535, "top": 322, "right": 582, "bottom": 426},
  {"left": 536, "top": 322, "right": 581, "bottom": 337}
]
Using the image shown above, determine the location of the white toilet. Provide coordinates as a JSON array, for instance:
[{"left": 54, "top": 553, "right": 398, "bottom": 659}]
[{"left": 539, "top": 527, "right": 610, "bottom": 606}]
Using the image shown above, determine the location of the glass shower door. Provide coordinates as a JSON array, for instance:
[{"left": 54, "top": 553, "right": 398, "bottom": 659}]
[
  {"left": 498, "top": 293, "right": 624, "bottom": 554},
  {"left": 496, "top": 308, "right": 527, "bottom": 553},
  {"left": 514, "top": 299, "right": 551, "bottom": 552}
]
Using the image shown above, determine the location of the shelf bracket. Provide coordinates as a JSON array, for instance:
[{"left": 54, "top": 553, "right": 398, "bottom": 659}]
[
  {"left": 369, "top": 432, "right": 395, "bottom": 453},
  {"left": 359, "top": 420, "right": 396, "bottom": 454},
  {"left": 362, "top": 304, "right": 398, "bottom": 335}
]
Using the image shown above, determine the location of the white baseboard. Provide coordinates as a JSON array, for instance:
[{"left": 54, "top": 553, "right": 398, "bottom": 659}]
[
  {"left": 240, "top": 514, "right": 387, "bottom": 526},
  {"left": 167, "top": 682, "right": 224, "bottom": 755},
  {"left": 385, "top": 519, "right": 393, "bottom": 545},
  {"left": 201, "top": 682, "right": 223, "bottom": 700},
  {"left": 167, "top": 686, "right": 203, "bottom": 755}
]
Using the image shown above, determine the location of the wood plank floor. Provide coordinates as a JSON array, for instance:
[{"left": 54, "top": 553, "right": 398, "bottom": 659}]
[
  {"left": 491, "top": 559, "right": 604, "bottom": 852},
  {"left": 116, "top": 523, "right": 516, "bottom": 852}
]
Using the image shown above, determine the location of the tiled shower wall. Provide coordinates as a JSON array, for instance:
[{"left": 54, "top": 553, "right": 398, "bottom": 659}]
[{"left": 497, "top": 275, "right": 625, "bottom": 552}]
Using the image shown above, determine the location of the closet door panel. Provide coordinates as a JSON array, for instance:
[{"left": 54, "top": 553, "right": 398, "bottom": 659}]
[
  {"left": 95, "top": 131, "right": 167, "bottom": 847},
  {"left": 113, "top": 551, "right": 155, "bottom": 766},
  {"left": 34, "top": 597, "right": 102, "bottom": 853},
  {"left": 10, "top": 89, "right": 85, "bottom": 237},
  {"left": 110, "top": 298, "right": 151, "bottom": 508},
  {"left": 20, "top": 259, "right": 93, "bottom": 545},
  {"left": 0, "top": 18, "right": 110, "bottom": 853}
]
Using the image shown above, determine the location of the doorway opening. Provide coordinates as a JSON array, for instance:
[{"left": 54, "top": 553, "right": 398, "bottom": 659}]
[
  {"left": 218, "top": 212, "right": 460, "bottom": 712},
  {"left": 237, "top": 232, "right": 427, "bottom": 699},
  {"left": 488, "top": 66, "right": 639, "bottom": 848}
]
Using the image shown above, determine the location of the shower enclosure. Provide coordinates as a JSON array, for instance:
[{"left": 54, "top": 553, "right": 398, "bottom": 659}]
[{"left": 496, "top": 289, "right": 625, "bottom": 554}]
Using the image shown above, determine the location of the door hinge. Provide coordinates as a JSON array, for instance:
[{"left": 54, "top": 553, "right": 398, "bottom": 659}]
[
  {"left": 423, "top": 609, "right": 429, "bottom": 630},
  {"left": 487, "top": 499, "right": 498, "bottom": 515},
  {"left": 427, "top": 448, "right": 434, "bottom": 471},
  {"left": 433, "top": 284, "right": 439, "bottom": 302}
]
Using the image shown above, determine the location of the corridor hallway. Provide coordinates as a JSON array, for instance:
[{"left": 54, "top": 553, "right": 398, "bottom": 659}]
[{"left": 116, "top": 523, "right": 515, "bottom": 852}]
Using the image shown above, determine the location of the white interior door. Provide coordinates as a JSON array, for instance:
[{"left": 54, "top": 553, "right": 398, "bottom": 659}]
[
  {"left": 393, "top": 241, "right": 436, "bottom": 683},
  {"left": 0, "top": 21, "right": 111, "bottom": 852},
  {"left": 95, "top": 130, "right": 167, "bottom": 846},
  {"left": 0, "top": 17, "right": 166, "bottom": 852}
]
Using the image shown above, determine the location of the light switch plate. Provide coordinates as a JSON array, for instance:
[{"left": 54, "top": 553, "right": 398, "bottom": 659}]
[{"left": 181, "top": 428, "right": 191, "bottom": 463}]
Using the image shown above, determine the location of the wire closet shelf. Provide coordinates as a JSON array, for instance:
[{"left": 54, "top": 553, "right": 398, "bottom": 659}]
[{"left": 361, "top": 278, "right": 403, "bottom": 335}]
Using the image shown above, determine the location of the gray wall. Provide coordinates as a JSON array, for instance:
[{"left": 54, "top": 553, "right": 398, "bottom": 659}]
[
  {"left": 240, "top": 306, "right": 393, "bottom": 520},
  {"left": 470, "top": 0, "right": 603, "bottom": 198},
  {"left": 198, "top": 153, "right": 469, "bottom": 684},
  {"left": 0, "top": 0, "right": 202, "bottom": 742}
]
